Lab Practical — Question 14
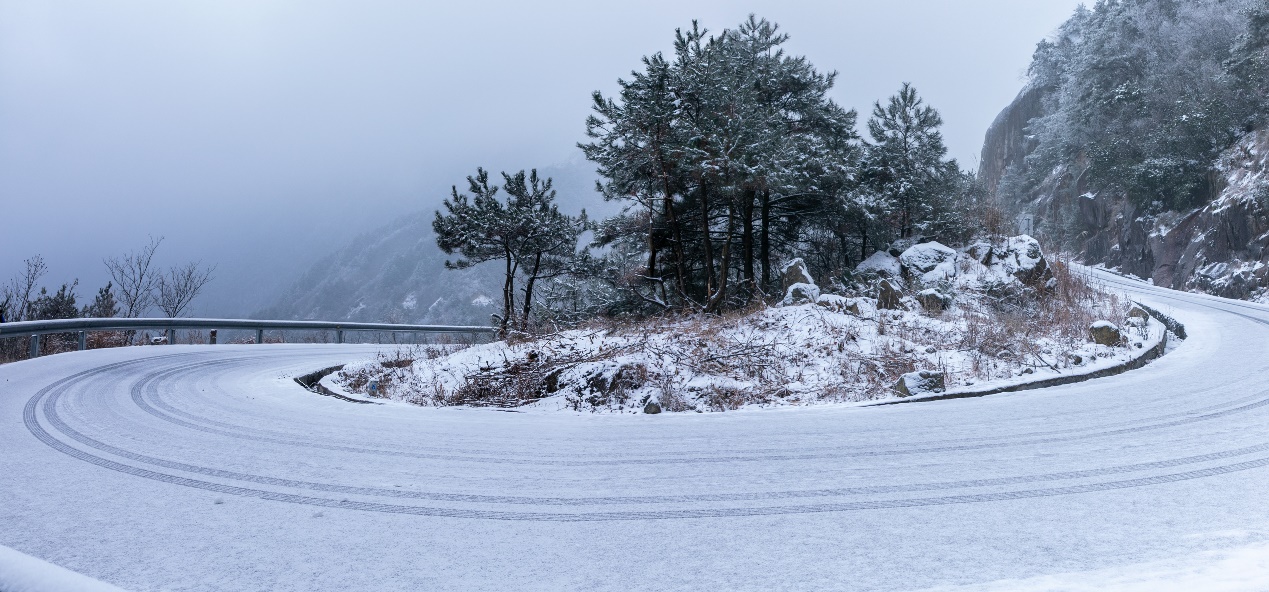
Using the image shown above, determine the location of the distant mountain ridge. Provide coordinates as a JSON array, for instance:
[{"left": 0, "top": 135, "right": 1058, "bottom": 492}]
[{"left": 258, "top": 159, "right": 617, "bottom": 324}]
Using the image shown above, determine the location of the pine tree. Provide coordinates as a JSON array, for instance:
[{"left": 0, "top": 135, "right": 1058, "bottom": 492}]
[
  {"left": 82, "top": 282, "right": 119, "bottom": 318},
  {"left": 582, "top": 15, "right": 862, "bottom": 312},
  {"left": 865, "top": 83, "right": 957, "bottom": 239},
  {"left": 433, "top": 168, "right": 586, "bottom": 336}
]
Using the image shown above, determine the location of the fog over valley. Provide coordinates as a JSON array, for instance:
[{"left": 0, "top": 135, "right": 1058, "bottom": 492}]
[{"left": 1, "top": 0, "right": 1081, "bottom": 317}]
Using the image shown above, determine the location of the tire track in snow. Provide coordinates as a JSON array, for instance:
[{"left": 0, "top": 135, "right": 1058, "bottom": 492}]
[{"left": 23, "top": 350, "right": 1269, "bottom": 518}]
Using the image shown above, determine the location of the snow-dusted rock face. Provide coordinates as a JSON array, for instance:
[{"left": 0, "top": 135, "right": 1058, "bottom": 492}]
[
  {"left": 780, "top": 258, "right": 815, "bottom": 289},
  {"left": 781, "top": 283, "right": 820, "bottom": 306},
  {"left": 856, "top": 251, "right": 901, "bottom": 277},
  {"left": 1090, "top": 321, "right": 1121, "bottom": 346},
  {"left": 899, "top": 242, "right": 958, "bottom": 286},
  {"left": 984, "top": 92, "right": 1269, "bottom": 303},
  {"left": 876, "top": 278, "right": 904, "bottom": 310},
  {"left": 895, "top": 370, "right": 946, "bottom": 397},
  {"left": 980, "top": 235, "right": 1049, "bottom": 285},
  {"left": 899, "top": 242, "right": 957, "bottom": 273},
  {"left": 915, "top": 289, "right": 951, "bottom": 312}
]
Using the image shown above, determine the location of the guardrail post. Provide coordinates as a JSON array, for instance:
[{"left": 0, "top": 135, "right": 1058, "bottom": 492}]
[
  {"left": 78, "top": 331, "right": 86, "bottom": 351},
  {"left": 210, "top": 329, "right": 217, "bottom": 345},
  {"left": 29, "top": 334, "right": 40, "bottom": 358},
  {"left": 337, "top": 329, "right": 344, "bottom": 344},
  {"left": 256, "top": 329, "right": 264, "bottom": 344},
  {"left": 166, "top": 328, "right": 175, "bottom": 345}
]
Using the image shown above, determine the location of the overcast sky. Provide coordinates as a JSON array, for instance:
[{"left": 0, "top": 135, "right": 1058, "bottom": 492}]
[{"left": 0, "top": 0, "right": 1083, "bottom": 316}]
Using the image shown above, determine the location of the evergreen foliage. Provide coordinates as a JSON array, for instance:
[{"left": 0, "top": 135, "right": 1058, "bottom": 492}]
[
  {"left": 82, "top": 282, "right": 119, "bottom": 319},
  {"left": 433, "top": 168, "right": 587, "bottom": 335},
  {"left": 580, "top": 15, "right": 972, "bottom": 314}
]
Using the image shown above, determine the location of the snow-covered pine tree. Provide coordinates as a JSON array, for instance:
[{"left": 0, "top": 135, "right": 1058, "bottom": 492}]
[
  {"left": 583, "top": 15, "right": 863, "bottom": 312},
  {"left": 865, "top": 83, "right": 958, "bottom": 239},
  {"left": 433, "top": 168, "right": 586, "bottom": 336}
]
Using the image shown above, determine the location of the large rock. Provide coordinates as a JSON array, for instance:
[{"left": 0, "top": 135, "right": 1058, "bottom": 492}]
[
  {"left": 643, "top": 401, "right": 662, "bottom": 414},
  {"left": 876, "top": 278, "right": 904, "bottom": 310},
  {"left": 781, "top": 283, "right": 820, "bottom": 306},
  {"left": 895, "top": 370, "right": 946, "bottom": 397},
  {"left": 980, "top": 235, "right": 1051, "bottom": 286},
  {"left": 856, "top": 251, "right": 901, "bottom": 277},
  {"left": 781, "top": 258, "right": 815, "bottom": 290},
  {"left": 900, "top": 242, "right": 958, "bottom": 285},
  {"left": 915, "top": 289, "right": 952, "bottom": 312},
  {"left": 899, "top": 242, "right": 957, "bottom": 274},
  {"left": 817, "top": 295, "right": 872, "bottom": 317},
  {"left": 1089, "top": 321, "right": 1122, "bottom": 346}
]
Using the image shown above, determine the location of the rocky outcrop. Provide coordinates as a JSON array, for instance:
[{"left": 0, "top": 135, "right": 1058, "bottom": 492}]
[
  {"left": 895, "top": 370, "right": 946, "bottom": 397},
  {"left": 1089, "top": 321, "right": 1121, "bottom": 346},
  {"left": 899, "top": 242, "right": 957, "bottom": 286},
  {"left": 981, "top": 89, "right": 1269, "bottom": 302},
  {"left": 915, "top": 289, "right": 951, "bottom": 312},
  {"left": 979, "top": 84, "right": 1048, "bottom": 197},
  {"left": 876, "top": 278, "right": 904, "bottom": 310},
  {"left": 782, "top": 283, "right": 820, "bottom": 306},
  {"left": 781, "top": 258, "right": 815, "bottom": 289}
]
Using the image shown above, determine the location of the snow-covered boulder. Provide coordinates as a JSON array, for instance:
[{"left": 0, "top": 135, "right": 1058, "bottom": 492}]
[
  {"left": 781, "top": 258, "right": 815, "bottom": 289},
  {"left": 856, "top": 251, "right": 901, "bottom": 277},
  {"left": 887, "top": 236, "right": 924, "bottom": 257},
  {"left": 983, "top": 235, "right": 1051, "bottom": 285},
  {"left": 895, "top": 370, "right": 946, "bottom": 397},
  {"left": 915, "top": 289, "right": 952, "bottom": 312},
  {"left": 782, "top": 283, "right": 820, "bottom": 306},
  {"left": 900, "top": 241, "right": 958, "bottom": 285},
  {"left": 966, "top": 241, "right": 993, "bottom": 262},
  {"left": 900, "top": 241, "right": 957, "bottom": 273},
  {"left": 1089, "top": 321, "right": 1121, "bottom": 345},
  {"left": 817, "top": 294, "right": 873, "bottom": 317},
  {"left": 876, "top": 278, "right": 904, "bottom": 310}
]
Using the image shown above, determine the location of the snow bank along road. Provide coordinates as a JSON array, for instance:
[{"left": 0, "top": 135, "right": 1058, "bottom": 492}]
[{"left": 5, "top": 270, "right": 1269, "bottom": 591}]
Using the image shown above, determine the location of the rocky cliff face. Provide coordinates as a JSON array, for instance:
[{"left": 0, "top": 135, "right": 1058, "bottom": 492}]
[
  {"left": 980, "top": 94, "right": 1269, "bottom": 302},
  {"left": 979, "top": 85, "right": 1046, "bottom": 198}
]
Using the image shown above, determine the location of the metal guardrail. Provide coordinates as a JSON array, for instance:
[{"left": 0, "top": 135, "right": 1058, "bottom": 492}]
[{"left": 0, "top": 317, "right": 497, "bottom": 358}]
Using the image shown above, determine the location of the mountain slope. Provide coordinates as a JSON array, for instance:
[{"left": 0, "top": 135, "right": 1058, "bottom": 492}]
[
  {"left": 255, "top": 211, "right": 501, "bottom": 325},
  {"left": 980, "top": 0, "right": 1269, "bottom": 301}
]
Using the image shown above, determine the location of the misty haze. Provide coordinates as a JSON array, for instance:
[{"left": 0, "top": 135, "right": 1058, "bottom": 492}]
[{"left": 6, "top": 1, "right": 1269, "bottom": 590}]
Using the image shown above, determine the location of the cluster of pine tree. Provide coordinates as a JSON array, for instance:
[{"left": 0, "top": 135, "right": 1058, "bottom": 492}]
[
  {"left": 580, "top": 16, "right": 975, "bottom": 313},
  {"left": 1004, "top": 0, "right": 1269, "bottom": 212},
  {"left": 435, "top": 16, "right": 978, "bottom": 326}
]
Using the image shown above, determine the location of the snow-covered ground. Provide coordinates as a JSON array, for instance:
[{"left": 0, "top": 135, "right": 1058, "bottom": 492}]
[
  {"left": 334, "top": 237, "right": 1146, "bottom": 411},
  {"left": 4, "top": 268, "right": 1269, "bottom": 590}
]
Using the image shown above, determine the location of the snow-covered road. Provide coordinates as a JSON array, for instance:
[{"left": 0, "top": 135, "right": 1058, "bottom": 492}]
[{"left": 5, "top": 272, "right": 1269, "bottom": 591}]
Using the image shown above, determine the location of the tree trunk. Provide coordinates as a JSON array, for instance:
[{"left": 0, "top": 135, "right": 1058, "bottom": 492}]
[
  {"left": 707, "top": 204, "right": 735, "bottom": 312},
  {"left": 741, "top": 188, "right": 755, "bottom": 298},
  {"left": 500, "top": 249, "right": 515, "bottom": 338},
  {"left": 646, "top": 203, "right": 659, "bottom": 279},
  {"left": 760, "top": 190, "right": 771, "bottom": 292},
  {"left": 663, "top": 177, "right": 688, "bottom": 300},
  {"left": 860, "top": 218, "right": 869, "bottom": 262},
  {"left": 521, "top": 251, "right": 542, "bottom": 331},
  {"left": 699, "top": 180, "right": 715, "bottom": 304}
]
